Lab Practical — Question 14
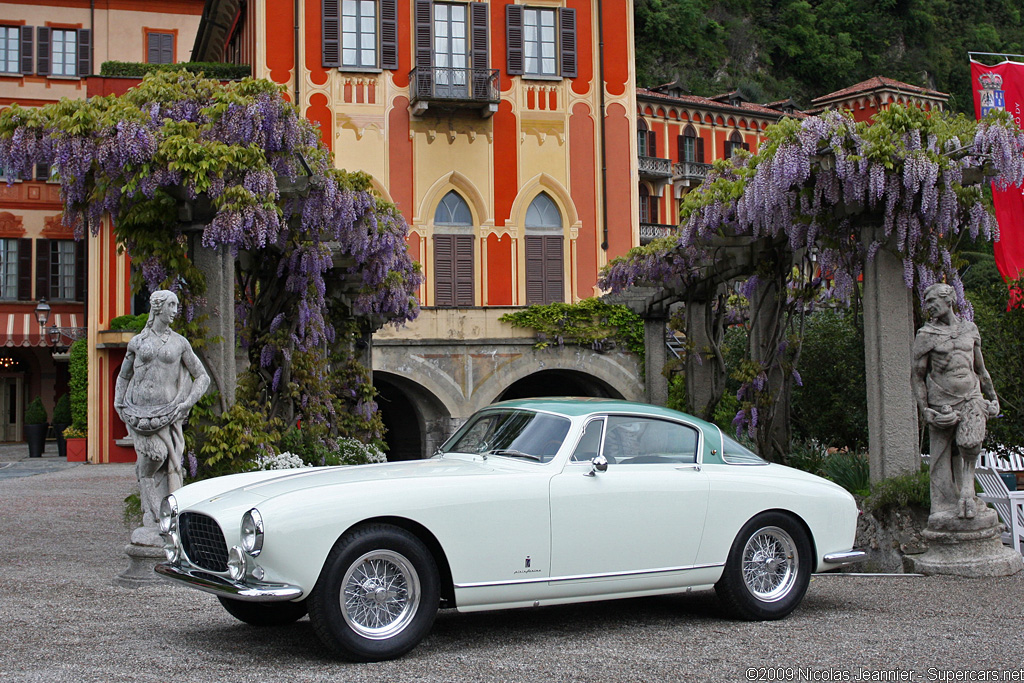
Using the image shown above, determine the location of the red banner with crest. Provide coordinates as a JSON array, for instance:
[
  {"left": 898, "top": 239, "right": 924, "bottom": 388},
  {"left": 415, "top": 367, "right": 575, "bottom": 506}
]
[{"left": 972, "top": 60, "right": 1024, "bottom": 286}]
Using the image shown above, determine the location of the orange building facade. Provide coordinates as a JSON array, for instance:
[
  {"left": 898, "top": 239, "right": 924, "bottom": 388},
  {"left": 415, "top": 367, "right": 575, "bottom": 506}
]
[
  {"left": 808, "top": 76, "right": 948, "bottom": 123},
  {"left": 0, "top": 0, "right": 204, "bottom": 458}
]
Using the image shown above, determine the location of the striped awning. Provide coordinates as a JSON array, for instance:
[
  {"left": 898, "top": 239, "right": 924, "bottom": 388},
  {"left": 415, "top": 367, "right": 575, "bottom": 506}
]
[{"left": 1, "top": 313, "right": 81, "bottom": 348}]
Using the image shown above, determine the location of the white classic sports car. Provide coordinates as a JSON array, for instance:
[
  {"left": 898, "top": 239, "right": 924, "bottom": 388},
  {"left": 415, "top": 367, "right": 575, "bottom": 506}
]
[{"left": 156, "top": 398, "right": 864, "bottom": 661}]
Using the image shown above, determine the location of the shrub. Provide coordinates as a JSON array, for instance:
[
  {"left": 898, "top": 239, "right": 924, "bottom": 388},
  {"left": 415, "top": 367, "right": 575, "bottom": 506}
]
[
  {"left": 821, "top": 451, "right": 871, "bottom": 497},
  {"left": 108, "top": 313, "right": 148, "bottom": 332},
  {"left": 68, "top": 339, "right": 88, "bottom": 433},
  {"left": 791, "top": 308, "right": 868, "bottom": 450},
  {"left": 53, "top": 394, "right": 71, "bottom": 424},
  {"left": 785, "top": 438, "right": 828, "bottom": 475},
  {"left": 25, "top": 396, "right": 47, "bottom": 425},
  {"left": 864, "top": 466, "right": 931, "bottom": 514},
  {"left": 99, "top": 61, "right": 251, "bottom": 80}
]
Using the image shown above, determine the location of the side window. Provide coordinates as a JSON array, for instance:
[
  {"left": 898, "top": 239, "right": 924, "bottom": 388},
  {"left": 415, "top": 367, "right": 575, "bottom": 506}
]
[
  {"left": 602, "top": 416, "right": 698, "bottom": 465},
  {"left": 323, "top": 0, "right": 399, "bottom": 70},
  {"left": 570, "top": 418, "right": 604, "bottom": 462},
  {"left": 506, "top": 5, "right": 576, "bottom": 79}
]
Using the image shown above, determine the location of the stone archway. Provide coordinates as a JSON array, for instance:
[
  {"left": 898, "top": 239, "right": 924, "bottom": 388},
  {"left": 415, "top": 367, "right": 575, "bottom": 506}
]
[
  {"left": 497, "top": 369, "right": 624, "bottom": 401},
  {"left": 373, "top": 371, "right": 453, "bottom": 461}
]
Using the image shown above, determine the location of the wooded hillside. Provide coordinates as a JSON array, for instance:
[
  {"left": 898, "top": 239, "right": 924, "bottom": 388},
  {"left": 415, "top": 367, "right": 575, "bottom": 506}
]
[{"left": 634, "top": 0, "right": 1024, "bottom": 112}]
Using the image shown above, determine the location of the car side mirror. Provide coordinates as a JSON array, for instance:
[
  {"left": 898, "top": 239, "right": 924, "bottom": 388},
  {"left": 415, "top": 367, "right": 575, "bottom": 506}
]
[{"left": 584, "top": 454, "right": 609, "bottom": 477}]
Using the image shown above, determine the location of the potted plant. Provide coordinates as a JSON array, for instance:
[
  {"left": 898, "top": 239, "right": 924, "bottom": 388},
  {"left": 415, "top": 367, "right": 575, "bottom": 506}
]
[
  {"left": 52, "top": 394, "right": 72, "bottom": 460},
  {"left": 63, "top": 425, "right": 87, "bottom": 462},
  {"left": 24, "top": 396, "right": 48, "bottom": 458}
]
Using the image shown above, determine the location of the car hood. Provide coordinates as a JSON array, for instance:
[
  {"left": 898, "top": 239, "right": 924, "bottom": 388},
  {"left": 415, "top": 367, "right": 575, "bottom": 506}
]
[{"left": 175, "top": 455, "right": 503, "bottom": 510}]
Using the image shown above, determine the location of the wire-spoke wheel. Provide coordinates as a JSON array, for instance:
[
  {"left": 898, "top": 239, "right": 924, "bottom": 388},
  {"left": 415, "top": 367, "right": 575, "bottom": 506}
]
[
  {"left": 309, "top": 525, "right": 439, "bottom": 662},
  {"left": 341, "top": 550, "right": 420, "bottom": 639},
  {"left": 715, "top": 512, "right": 811, "bottom": 620}
]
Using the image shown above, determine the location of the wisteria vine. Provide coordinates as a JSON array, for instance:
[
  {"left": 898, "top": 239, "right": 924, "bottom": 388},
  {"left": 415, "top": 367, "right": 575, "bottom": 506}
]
[
  {"left": 600, "top": 105, "right": 1024, "bottom": 457},
  {"left": 0, "top": 71, "right": 422, "bottom": 444}
]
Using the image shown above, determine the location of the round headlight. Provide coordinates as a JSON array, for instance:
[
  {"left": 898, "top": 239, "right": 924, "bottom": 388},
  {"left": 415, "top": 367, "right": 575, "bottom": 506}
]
[
  {"left": 163, "top": 531, "right": 180, "bottom": 563},
  {"left": 240, "top": 508, "right": 264, "bottom": 556},
  {"left": 227, "top": 546, "right": 246, "bottom": 581},
  {"left": 159, "top": 495, "right": 178, "bottom": 533}
]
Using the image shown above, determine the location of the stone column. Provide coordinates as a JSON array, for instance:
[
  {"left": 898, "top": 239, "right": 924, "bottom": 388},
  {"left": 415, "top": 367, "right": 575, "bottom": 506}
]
[
  {"left": 191, "top": 240, "right": 236, "bottom": 408},
  {"left": 861, "top": 228, "right": 919, "bottom": 481},
  {"left": 685, "top": 301, "right": 718, "bottom": 420},
  {"left": 644, "top": 316, "right": 668, "bottom": 406}
]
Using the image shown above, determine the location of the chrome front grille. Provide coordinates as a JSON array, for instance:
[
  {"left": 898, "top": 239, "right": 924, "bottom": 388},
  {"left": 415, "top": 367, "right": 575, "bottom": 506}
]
[{"left": 179, "top": 512, "right": 229, "bottom": 572}]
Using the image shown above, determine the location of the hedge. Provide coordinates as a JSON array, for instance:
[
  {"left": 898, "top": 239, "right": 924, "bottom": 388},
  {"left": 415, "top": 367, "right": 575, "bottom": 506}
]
[{"left": 99, "top": 61, "right": 251, "bottom": 80}]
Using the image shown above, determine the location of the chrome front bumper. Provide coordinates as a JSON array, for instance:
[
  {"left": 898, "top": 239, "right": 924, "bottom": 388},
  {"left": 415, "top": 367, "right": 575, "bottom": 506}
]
[
  {"left": 821, "top": 549, "right": 868, "bottom": 567},
  {"left": 155, "top": 562, "right": 303, "bottom": 602}
]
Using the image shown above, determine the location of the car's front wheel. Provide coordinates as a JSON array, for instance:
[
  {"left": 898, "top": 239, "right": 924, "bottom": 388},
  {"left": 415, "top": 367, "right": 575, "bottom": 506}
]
[
  {"left": 308, "top": 524, "right": 440, "bottom": 661},
  {"left": 714, "top": 511, "right": 811, "bottom": 620},
  {"left": 217, "top": 596, "right": 308, "bottom": 626}
]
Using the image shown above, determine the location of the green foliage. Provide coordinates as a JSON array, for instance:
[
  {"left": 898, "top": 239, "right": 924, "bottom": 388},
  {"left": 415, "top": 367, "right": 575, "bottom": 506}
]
[
  {"left": 52, "top": 394, "right": 71, "bottom": 425},
  {"left": 967, "top": 279, "right": 1024, "bottom": 450},
  {"left": 499, "top": 298, "right": 645, "bottom": 359},
  {"left": 68, "top": 339, "right": 88, "bottom": 433},
  {"left": 279, "top": 427, "right": 385, "bottom": 466},
  {"left": 864, "top": 466, "right": 932, "bottom": 514},
  {"left": 24, "top": 396, "right": 47, "bottom": 425},
  {"left": 821, "top": 451, "right": 871, "bottom": 497},
  {"left": 108, "top": 313, "right": 148, "bottom": 332},
  {"left": 634, "top": 0, "right": 1024, "bottom": 115},
  {"left": 791, "top": 308, "right": 868, "bottom": 450},
  {"left": 784, "top": 438, "right": 829, "bottom": 475},
  {"left": 100, "top": 61, "right": 252, "bottom": 80},
  {"left": 188, "top": 398, "right": 285, "bottom": 479},
  {"left": 123, "top": 492, "right": 143, "bottom": 528}
]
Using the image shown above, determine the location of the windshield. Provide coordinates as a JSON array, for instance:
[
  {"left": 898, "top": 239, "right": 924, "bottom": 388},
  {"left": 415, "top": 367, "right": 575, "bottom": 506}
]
[{"left": 442, "top": 409, "right": 571, "bottom": 463}]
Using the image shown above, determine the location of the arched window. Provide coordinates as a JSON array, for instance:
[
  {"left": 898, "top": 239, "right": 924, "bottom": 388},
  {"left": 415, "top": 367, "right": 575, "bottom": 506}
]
[
  {"left": 677, "top": 124, "right": 703, "bottom": 164},
  {"left": 434, "top": 190, "right": 473, "bottom": 225},
  {"left": 638, "top": 185, "right": 657, "bottom": 224},
  {"left": 637, "top": 118, "right": 655, "bottom": 157},
  {"left": 524, "top": 193, "right": 563, "bottom": 305},
  {"left": 433, "top": 191, "right": 474, "bottom": 307},
  {"left": 724, "top": 130, "right": 748, "bottom": 158}
]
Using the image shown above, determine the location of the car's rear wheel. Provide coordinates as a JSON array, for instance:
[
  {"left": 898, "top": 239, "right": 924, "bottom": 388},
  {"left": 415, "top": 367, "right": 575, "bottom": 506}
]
[
  {"left": 715, "top": 511, "right": 811, "bottom": 620},
  {"left": 217, "top": 596, "right": 308, "bottom": 626},
  {"left": 309, "top": 524, "right": 439, "bottom": 661}
]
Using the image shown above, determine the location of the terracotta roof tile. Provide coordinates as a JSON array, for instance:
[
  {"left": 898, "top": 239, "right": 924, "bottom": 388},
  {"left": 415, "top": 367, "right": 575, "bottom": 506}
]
[
  {"left": 637, "top": 87, "right": 807, "bottom": 120},
  {"left": 811, "top": 76, "right": 947, "bottom": 104}
]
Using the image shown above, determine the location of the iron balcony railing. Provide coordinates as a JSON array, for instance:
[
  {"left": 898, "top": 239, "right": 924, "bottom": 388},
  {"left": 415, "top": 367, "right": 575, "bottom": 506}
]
[
  {"left": 640, "top": 222, "right": 676, "bottom": 245},
  {"left": 638, "top": 155, "right": 674, "bottom": 179},
  {"left": 673, "top": 160, "right": 713, "bottom": 185},
  {"left": 409, "top": 66, "right": 500, "bottom": 110}
]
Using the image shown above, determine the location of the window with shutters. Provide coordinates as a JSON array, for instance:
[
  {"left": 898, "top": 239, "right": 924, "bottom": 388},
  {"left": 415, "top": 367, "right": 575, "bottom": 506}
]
[
  {"left": 37, "top": 27, "right": 91, "bottom": 77},
  {"left": 50, "top": 240, "right": 76, "bottom": 300},
  {"left": 146, "top": 31, "right": 174, "bottom": 64},
  {"left": 0, "top": 26, "right": 21, "bottom": 74},
  {"left": 506, "top": 4, "right": 576, "bottom": 79},
  {"left": 51, "top": 30, "right": 77, "bottom": 76},
  {"left": 433, "top": 191, "right": 475, "bottom": 307},
  {"left": 323, "top": 0, "right": 398, "bottom": 71},
  {"left": 724, "top": 130, "right": 749, "bottom": 158},
  {"left": 524, "top": 193, "right": 563, "bottom": 305},
  {"left": 0, "top": 239, "right": 17, "bottom": 300},
  {"left": 678, "top": 125, "right": 698, "bottom": 163}
]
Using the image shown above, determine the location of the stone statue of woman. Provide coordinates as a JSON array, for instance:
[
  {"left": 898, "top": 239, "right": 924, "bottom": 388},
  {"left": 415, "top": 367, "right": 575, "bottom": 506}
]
[
  {"left": 114, "top": 290, "right": 210, "bottom": 542},
  {"left": 912, "top": 283, "right": 1000, "bottom": 522}
]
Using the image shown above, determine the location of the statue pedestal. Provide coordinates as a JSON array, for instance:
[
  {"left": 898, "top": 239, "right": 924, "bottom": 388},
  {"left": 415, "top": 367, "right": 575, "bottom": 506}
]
[
  {"left": 112, "top": 526, "right": 167, "bottom": 588},
  {"left": 908, "top": 505, "right": 1023, "bottom": 577}
]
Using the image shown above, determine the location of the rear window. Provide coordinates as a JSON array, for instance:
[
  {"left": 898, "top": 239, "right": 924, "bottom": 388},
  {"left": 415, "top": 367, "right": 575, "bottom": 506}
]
[{"left": 721, "top": 433, "right": 767, "bottom": 465}]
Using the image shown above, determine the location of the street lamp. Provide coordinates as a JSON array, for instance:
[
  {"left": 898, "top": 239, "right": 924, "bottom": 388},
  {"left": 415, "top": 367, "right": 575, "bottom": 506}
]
[{"left": 34, "top": 298, "right": 51, "bottom": 333}]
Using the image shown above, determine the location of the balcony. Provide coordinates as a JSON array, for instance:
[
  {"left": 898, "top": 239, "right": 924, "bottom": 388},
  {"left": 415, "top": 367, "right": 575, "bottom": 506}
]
[
  {"left": 673, "top": 160, "right": 712, "bottom": 189},
  {"left": 640, "top": 222, "right": 677, "bottom": 245},
  {"left": 638, "top": 155, "right": 673, "bottom": 180},
  {"left": 409, "top": 66, "right": 500, "bottom": 117}
]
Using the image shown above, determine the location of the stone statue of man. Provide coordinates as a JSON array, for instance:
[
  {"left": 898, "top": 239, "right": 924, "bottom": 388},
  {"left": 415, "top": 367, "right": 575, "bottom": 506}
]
[
  {"left": 114, "top": 290, "right": 210, "bottom": 539},
  {"left": 912, "top": 283, "right": 1000, "bottom": 522}
]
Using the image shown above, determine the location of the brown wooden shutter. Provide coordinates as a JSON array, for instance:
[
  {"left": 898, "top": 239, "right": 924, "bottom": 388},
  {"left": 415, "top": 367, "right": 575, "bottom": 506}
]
[
  {"left": 543, "top": 236, "right": 563, "bottom": 304},
  {"left": 20, "top": 26, "right": 33, "bottom": 74},
  {"left": 380, "top": 0, "right": 399, "bottom": 70},
  {"left": 77, "top": 28, "right": 91, "bottom": 76},
  {"left": 35, "top": 238, "right": 50, "bottom": 301},
  {"left": 506, "top": 4, "right": 523, "bottom": 76},
  {"left": 525, "top": 236, "right": 544, "bottom": 304},
  {"left": 677, "top": 135, "right": 684, "bottom": 163},
  {"left": 36, "top": 27, "right": 50, "bottom": 76},
  {"left": 415, "top": 0, "right": 433, "bottom": 94},
  {"left": 17, "top": 239, "right": 32, "bottom": 301},
  {"left": 696, "top": 137, "right": 705, "bottom": 163},
  {"left": 526, "top": 236, "right": 563, "bottom": 304},
  {"left": 454, "top": 235, "right": 474, "bottom": 306},
  {"left": 647, "top": 130, "right": 657, "bottom": 157},
  {"left": 74, "top": 239, "right": 85, "bottom": 302},
  {"left": 471, "top": 2, "right": 489, "bottom": 99},
  {"left": 322, "top": 0, "right": 340, "bottom": 67},
  {"left": 147, "top": 33, "right": 159, "bottom": 63},
  {"left": 434, "top": 235, "right": 454, "bottom": 306},
  {"left": 559, "top": 7, "right": 576, "bottom": 78}
]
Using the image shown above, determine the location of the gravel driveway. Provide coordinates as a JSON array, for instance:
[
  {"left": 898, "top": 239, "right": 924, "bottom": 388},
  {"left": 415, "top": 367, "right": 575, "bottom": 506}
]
[{"left": 2, "top": 463, "right": 1022, "bottom": 683}]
